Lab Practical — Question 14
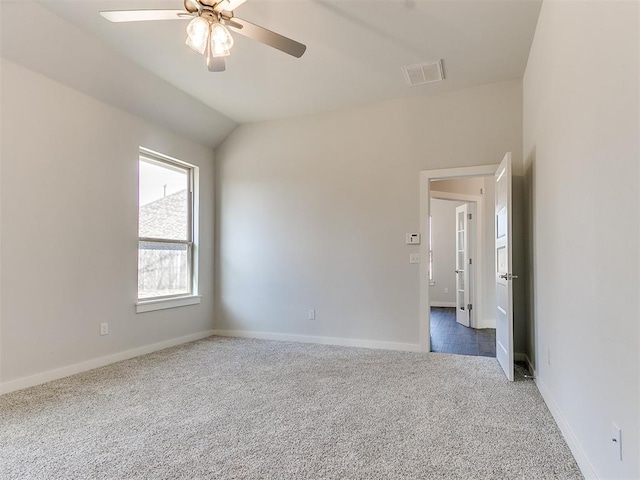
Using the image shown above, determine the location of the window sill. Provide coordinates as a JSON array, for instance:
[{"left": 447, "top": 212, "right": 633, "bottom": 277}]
[{"left": 136, "top": 295, "right": 201, "bottom": 313}]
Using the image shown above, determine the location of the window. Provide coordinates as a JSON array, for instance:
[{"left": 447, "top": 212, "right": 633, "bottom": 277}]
[{"left": 137, "top": 149, "right": 198, "bottom": 305}]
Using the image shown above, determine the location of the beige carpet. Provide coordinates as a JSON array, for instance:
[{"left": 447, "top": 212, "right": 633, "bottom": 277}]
[{"left": 0, "top": 336, "right": 582, "bottom": 479}]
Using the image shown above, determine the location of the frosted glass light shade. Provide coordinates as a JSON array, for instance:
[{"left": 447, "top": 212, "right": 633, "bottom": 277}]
[
  {"left": 210, "top": 22, "right": 233, "bottom": 57},
  {"left": 211, "top": 44, "right": 230, "bottom": 57},
  {"left": 185, "top": 17, "right": 210, "bottom": 54}
]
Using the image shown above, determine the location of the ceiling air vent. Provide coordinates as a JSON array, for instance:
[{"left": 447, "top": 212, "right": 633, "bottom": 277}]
[{"left": 402, "top": 60, "right": 445, "bottom": 86}]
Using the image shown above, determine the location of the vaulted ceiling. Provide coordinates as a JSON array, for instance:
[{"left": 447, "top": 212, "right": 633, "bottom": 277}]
[{"left": 1, "top": 0, "right": 542, "bottom": 148}]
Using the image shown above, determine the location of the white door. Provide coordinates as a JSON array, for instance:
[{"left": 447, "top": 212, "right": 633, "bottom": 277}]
[
  {"left": 495, "top": 152, "right": 515, "bottom": 381},
  {"left": 455, "top": 203, "right": 470, "bottom": 327}
]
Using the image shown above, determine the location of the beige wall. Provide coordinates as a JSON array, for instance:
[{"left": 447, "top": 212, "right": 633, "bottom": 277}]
[
  {"left": 215, "top": 80, "right": 522, "bottom": 347},
  {"left": 431, "top": 177, "right": 485, "bottom": 195},
  {"left": 0, "top": 60, "right": 216, "bottom": 388},
  {"left": 523, "top": 1, "right": 639, "bottom": 478}
]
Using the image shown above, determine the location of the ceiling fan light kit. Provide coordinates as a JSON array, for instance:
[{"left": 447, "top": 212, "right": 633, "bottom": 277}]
[
  {"left": 186, "top": 16, "right": 234, "bottom": 59},
  {"left": 99, "top": 0, "right": 306, "bottom": 73},
  {"left": 210, "top": 22, "right": 234, "bottom": 55},
  {"left": 185, "top": 16, "right": 211, "bottom": 54}
]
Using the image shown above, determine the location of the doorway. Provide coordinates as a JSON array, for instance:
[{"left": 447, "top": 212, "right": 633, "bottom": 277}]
[
  {"left": 428, "top": 177, "right": 496, "bottom": 357},
  {"left": 418, "top": 164, "right": 500, "bottom": 351},
  {"left": 419, "top": 156, "right": 520, "bottom": 380}
]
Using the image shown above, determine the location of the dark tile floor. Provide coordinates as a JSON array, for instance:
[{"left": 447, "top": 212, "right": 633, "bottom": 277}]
[{"left": 430, "top": 307, "right": 496, "bottom": 357}]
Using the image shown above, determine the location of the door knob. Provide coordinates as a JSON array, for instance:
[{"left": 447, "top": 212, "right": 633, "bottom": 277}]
[{"left": 499, "top": 273, "right": 519, "bottom": 280}]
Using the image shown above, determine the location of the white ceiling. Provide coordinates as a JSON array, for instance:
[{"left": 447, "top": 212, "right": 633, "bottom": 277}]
[{"left": 1, "top": 0, "right": 542, "bottom": 145}]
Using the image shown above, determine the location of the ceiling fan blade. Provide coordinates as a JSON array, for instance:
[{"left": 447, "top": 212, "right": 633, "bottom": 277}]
[
  {"left": 207, "top": 56, "right": 226, "bottom": 72},
  {"left": 227, "top": 17, "right": 306, "bottom": 58},
  {"left": 215, "top": 0, "right": 248, "bottom": 12},
  {"left": 100, "top": 10, "right": 190, "bottom": 23}
]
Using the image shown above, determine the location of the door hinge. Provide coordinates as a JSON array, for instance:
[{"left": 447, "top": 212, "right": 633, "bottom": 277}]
[
  {"left": 467, "top": 303, "right": 472, "bottom": 311},
  {"left": 468, "top": 213, "right": 472, "bottom": 220}
]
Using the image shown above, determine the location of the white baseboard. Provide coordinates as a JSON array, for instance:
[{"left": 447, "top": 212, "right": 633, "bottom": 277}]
[
  {"left": 535, "top": 376, "right": 598, "bottom": 479},
  {"left": 0, "top": 330, "right": 215, "bottom": 395},
  {"left": 430, "top": 301, "right": 456, "bottom": 308},
  {"left": 211, "top": 329, "right": 422, "bottom": 353},
  {"left": 475, "top": 317, "right": 496, "bottom": 329}
]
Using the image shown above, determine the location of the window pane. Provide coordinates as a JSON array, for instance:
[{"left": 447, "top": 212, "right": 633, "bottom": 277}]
[
  {"left": 139, "top": 159, "right": 189, "bottom": 241},
  {"left": 458, "top": 269, "right": 464, "bottom": 291},
  {"left": 138, "top": 241, "right": 190, "bottom": 299}
]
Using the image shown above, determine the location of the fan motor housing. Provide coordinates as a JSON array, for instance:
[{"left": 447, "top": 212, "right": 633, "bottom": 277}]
[{"left": 185, "top": 0, "right": 223, "bottom": 13}]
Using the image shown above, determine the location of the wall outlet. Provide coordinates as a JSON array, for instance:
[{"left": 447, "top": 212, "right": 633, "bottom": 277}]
[
  {"left": 308, "top": 309, "right": 315, "bottom": 320},
  {"left": 612, "top": 423, "right": 622, "bottom": 460},
  {"left": 547, "top": 348, "right": 551, "bottom": 366},
  {"left": 444, "top": 287, "right": 449, "bottom": 294},
  {"left": 409, "top": 253, "right": 421, "bottom": 264},
  {"left": 100, "top": 322, "right": 109, "bottom": 336}
]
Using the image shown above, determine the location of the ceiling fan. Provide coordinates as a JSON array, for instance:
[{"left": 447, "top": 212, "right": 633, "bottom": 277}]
[{"left": 100, "top": 0, "right": 306, "bottom": 72}]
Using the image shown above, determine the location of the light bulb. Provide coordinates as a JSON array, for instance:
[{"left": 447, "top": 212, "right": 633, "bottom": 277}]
[
  {"left": 185, "top": 17, "right": 210, "bottom": 55},
  {"left": 210, "top": 22, "right": 233, "bottom": 57}
]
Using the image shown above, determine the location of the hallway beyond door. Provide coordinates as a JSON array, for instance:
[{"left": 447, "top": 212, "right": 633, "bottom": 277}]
[{"left": 430, "top": 307, "right": 496, "bottom": 357}]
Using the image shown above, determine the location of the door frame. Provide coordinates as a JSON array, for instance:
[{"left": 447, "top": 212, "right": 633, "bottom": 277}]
[{"left": 419, "top": 164, "right": 498, "bottom": 352}]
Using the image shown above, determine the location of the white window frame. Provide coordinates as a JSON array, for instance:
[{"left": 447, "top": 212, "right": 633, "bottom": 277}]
[{"left": 136, "top": 147, "right": 200, "bottom": 313}]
